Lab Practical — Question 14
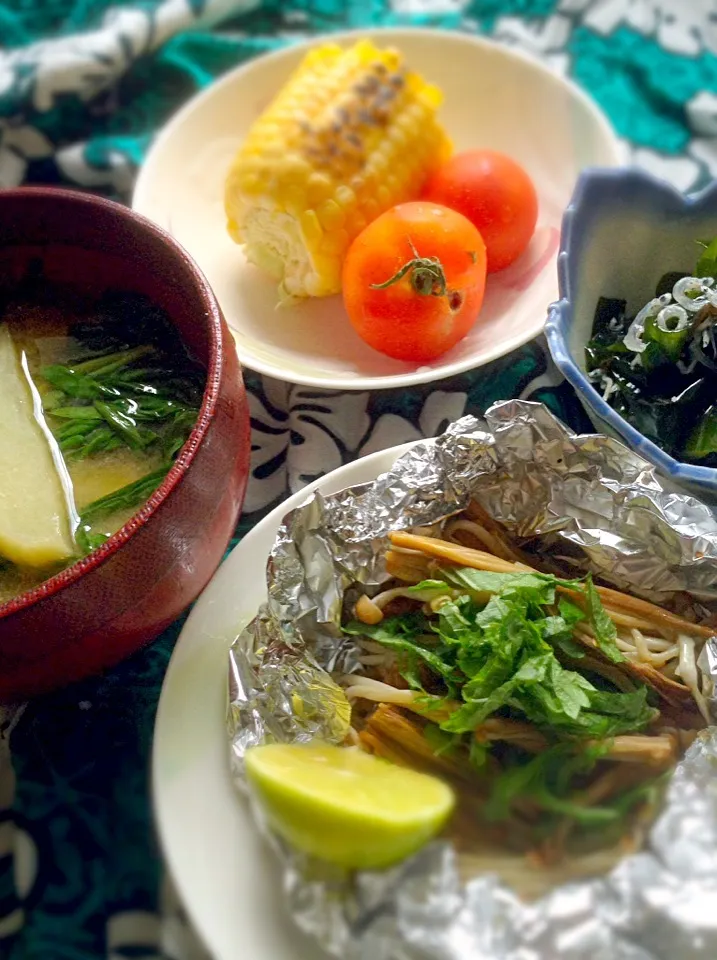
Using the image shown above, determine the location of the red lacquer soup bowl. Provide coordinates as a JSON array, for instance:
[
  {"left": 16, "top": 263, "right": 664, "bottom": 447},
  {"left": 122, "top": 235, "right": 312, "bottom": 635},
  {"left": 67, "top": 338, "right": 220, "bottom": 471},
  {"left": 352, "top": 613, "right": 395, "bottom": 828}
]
[{"left": 0, "top": 188, "right": 251, "bottom": 700}]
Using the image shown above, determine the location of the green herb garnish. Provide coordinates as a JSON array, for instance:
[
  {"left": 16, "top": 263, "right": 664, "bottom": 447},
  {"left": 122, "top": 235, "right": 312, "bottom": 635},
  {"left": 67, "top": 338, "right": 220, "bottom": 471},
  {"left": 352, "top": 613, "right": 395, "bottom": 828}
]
[
  {"left": 696, "top": 237, "right": 717, "bottom": 279},
  {"left": 74, "top": 465, "right": 171, "bottom": 555},
  {"left": 44, "top": 345, "right": 202, "bottom": 462},
  {"left": 36, "top": 292, "right": 204, "bottom": 556},
  {"left": 347, "top": 566, "right": 663, "bottom": 844}
]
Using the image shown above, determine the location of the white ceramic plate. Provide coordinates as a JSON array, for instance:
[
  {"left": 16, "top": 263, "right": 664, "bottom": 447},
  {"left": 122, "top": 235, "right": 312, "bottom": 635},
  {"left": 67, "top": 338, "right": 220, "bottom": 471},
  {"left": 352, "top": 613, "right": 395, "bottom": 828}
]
[
  {"left": 133, "top": 28, "right": 622, "bottom": 390},
  {"left": 152, "top": 442, "right": 416, "bottom": 960}
]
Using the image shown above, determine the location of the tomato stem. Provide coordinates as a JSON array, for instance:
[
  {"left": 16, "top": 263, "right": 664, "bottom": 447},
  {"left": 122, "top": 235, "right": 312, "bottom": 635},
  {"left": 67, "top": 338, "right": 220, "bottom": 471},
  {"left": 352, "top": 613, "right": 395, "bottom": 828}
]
[{"left": 370, "top": 239, "right": 448, "bottom": 298}]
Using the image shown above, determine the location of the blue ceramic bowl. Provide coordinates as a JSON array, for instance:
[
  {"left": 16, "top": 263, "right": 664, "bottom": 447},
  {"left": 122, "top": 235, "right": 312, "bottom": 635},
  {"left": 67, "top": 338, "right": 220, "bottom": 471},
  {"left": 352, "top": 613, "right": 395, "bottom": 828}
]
[{"left": 545, "top": 166, "right": 717, "bottom": 500}]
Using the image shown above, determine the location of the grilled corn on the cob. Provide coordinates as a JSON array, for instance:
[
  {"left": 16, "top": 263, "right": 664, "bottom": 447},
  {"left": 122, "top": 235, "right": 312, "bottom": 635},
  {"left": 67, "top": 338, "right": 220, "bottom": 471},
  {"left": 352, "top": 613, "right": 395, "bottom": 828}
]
[{"left": 225, "top": 39, "right": 452, "bottom": 300}]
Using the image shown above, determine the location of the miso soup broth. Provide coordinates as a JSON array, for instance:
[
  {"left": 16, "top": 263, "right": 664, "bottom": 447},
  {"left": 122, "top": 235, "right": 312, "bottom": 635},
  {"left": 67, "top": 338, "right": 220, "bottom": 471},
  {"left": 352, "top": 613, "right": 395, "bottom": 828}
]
[{"left": 0, "top": 281, "right": 204, "bottom": 605}]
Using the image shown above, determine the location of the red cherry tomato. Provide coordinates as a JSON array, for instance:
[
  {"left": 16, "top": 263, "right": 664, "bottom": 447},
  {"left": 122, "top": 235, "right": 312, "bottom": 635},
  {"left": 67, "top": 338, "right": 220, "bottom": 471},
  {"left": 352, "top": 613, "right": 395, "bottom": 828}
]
[
  {"left": 341, "top": 202, "right": 487, "bottom": 363},
  {"left": 422, "top": 150, "right": 538, "bottom": 273}
]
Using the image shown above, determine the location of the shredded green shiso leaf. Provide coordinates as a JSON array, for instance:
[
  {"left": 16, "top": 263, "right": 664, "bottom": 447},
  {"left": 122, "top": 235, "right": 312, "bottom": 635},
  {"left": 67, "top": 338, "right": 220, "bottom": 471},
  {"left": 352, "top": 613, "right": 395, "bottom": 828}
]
[{"left": 345, "top": 567, "right": 662, "bottom": 832}]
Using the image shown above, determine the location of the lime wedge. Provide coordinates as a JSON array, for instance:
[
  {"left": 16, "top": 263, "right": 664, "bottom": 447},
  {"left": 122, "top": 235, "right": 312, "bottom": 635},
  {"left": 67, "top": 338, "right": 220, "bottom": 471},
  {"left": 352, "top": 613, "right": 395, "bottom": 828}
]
[{"left": 245, "top": 742, "right": 455, "bottom": 870}]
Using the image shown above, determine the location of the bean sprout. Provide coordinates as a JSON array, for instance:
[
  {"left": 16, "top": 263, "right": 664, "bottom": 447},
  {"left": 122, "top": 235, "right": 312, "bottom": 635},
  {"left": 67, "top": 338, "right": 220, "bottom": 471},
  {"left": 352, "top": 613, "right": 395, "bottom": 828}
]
[
  {"left": 342, "top": 676, "right": 416, "bottom": 705},
  {"left": 358, "top": 653, "right": 393, "bottom": 666},
  {"left": 631, "top": 628, "right": 651, "bottom": 662},
  {"left": 676, "top": 634, "right": 710, "bottom": 722},
  {"left": 616, "top": 629, "right": 679, "bottom": 666},
  {"left": 359, "top": 639, "right": 392, "bottom": 654},
  {"left": 445, "top": 518, "right": 505, "bottom": 555}
]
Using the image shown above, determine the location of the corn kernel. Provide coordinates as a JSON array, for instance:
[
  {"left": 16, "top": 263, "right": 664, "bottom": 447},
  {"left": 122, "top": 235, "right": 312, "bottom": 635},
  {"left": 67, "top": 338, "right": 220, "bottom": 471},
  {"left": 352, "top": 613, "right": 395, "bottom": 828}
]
[
  {"left": 360, "top": 172, "right": 378, "bottom": 195},
  {"left": 388, "top": 127, "right": 407, "bottom": 150},
  {"left": 260, "top": 144, "right": 285, "bottom": 162},
  {"left": 307, "top": 172, "right": 333, "bottom": 205},
  {"left": 316, "top": 199, "right": 345, "bottom": 231},
  {"left": 335, "top": 185, "right": 356, "bottom": 209},
  {"left": 349, "top": 217, "right": 366, "bottom": 241},
  {"left": 363, "top": 197, "right": 380, "bottom": 222},
  {"left": 320, "top": 227, "right": 350, "bottom": 255},
  {"left": 224, "top": 39, "right": 451, "bottom": 298},
  {"left": 239, "top": 173, "right": 261, "bottom": 195},
  {"left": 383, "top": 173, "right": 398, "bottom": 195},
  {"left": 278, "top": 183, "right": 307, "bottom": 215},
  {"left": 276, "top": 154, "right": 311, "bottom": 181},
  {"left": 300, "top": 209, "right": 323, "bottom": 246},
  {"left": 376, "top": 185, "right": 390, "bottom": 206}
]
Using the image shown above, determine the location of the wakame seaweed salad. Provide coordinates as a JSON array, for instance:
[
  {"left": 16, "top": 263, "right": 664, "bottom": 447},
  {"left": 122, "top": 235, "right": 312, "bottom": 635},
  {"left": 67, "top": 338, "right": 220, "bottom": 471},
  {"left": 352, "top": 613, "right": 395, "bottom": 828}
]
[{"left": 584, "top": 238, "right": 717, "bottom": 463}]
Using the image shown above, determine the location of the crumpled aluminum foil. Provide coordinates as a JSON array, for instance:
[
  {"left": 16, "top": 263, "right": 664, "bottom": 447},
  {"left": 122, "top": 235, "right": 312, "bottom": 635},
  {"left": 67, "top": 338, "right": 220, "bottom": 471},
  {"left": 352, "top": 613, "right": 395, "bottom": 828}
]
[{"left": 227, "top": 400, "right": 717, "bottom": 960}]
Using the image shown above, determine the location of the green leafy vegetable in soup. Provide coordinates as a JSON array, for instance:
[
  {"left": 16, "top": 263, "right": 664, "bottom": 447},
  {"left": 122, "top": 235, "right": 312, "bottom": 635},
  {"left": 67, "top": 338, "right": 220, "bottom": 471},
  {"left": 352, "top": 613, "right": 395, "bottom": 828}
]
[
  {"left": 0, "top": 284, "right": 203, "bottom": 603},
  {"left": 584, "top": 238, "right": 717, "bottom": 462}
]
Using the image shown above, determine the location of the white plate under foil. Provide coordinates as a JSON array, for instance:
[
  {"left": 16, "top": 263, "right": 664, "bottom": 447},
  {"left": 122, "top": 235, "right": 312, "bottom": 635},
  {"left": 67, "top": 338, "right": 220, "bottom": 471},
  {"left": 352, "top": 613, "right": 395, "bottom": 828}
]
[
  {"left": 133, "top": 28, "right": 622, "bottom": 390},
  {"left": 152, "top": 442, "right": 416, "bottom": 960}
]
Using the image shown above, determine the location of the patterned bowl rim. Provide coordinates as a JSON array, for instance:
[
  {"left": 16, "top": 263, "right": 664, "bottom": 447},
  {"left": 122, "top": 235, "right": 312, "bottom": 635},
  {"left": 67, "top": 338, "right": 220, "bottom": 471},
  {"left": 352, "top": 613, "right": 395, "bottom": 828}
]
[{"left": 545, "top": 166, "right": 717, "bottom": 488}]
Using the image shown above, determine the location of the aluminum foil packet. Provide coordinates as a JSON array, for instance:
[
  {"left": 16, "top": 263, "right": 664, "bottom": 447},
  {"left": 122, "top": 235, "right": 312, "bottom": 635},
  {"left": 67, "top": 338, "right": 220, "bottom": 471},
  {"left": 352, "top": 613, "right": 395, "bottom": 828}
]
[{"left": 227, "top": 400, "right": 717, "bottom": 960}]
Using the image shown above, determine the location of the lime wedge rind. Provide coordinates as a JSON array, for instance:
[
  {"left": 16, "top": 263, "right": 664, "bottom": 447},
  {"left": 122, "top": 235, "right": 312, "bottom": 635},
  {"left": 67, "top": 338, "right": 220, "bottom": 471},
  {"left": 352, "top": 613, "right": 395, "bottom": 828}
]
[{"left": 245, "top": 741, "right": 455, "bottom": 870}]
